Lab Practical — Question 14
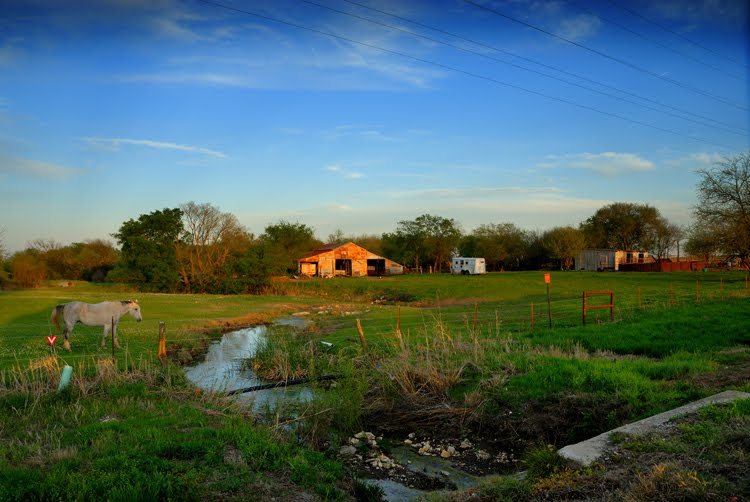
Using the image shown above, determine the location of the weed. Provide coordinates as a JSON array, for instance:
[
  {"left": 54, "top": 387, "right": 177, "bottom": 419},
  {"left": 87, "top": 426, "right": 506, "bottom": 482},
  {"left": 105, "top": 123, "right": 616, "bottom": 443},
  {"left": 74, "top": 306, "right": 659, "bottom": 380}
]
[
  {"left": 623, "top": 462, "right": 728, "bottom": 501},
  {"left": 523, "top": 444, "right": 568, "bottom": 480}
]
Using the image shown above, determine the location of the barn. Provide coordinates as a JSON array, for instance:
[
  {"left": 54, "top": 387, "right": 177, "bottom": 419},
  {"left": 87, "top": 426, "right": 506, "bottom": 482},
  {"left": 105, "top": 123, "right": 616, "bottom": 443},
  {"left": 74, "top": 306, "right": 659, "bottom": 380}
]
[{"left": 298, "top": 242, "right": 405, "bottom": 278}]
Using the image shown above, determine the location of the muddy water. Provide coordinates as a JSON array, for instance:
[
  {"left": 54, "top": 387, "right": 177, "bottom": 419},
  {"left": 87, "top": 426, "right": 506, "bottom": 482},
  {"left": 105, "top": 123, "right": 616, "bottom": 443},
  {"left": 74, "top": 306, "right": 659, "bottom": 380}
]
[{"left": 183, "top": 323, "right": 313, "bottom": 414}]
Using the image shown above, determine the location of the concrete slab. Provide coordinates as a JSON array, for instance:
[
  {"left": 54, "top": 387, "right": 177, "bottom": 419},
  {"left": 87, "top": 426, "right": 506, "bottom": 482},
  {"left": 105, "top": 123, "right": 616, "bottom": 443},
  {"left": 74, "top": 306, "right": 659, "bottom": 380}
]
[{"left": 558, "top": 390, "right": 750, "bottom": 467}]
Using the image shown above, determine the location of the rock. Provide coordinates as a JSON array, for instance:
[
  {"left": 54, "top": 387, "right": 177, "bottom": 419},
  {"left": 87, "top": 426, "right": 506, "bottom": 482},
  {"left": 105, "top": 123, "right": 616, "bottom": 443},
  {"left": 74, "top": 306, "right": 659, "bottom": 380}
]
[
  {"left": 440, "top": 449, "right": 451, "bottom": 458},
  {"left": 339, "top": 445, "right": 357, "bottom": 456},
  {"left": 404, "top": 439, "right": 413, "bottom": 445},
  {"left": 460, "top": 439, "right": 472, "bottom": 449},
  {"left": 475, "top": 449, "right": 491, "bottom": 461}
]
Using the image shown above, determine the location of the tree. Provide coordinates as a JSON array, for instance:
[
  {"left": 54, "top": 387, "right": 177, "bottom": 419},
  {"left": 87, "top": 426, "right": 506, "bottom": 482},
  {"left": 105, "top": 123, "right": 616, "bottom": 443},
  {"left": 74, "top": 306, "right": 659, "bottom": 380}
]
[
  {"left": 73, "top": 240, "right": 119, "bottom": 281},
  {"left": 421, "top": 214, "right": 462, "bottom": 272},
  {"left": 694, "top": 151, "right": 750, "bottom": 265},
  {"left": 542, "top": 226, "right": 585, "bottom": 270},
  {"left": 178, "top": 201, "right": 253, "bottom": 292},
  {"left": 648, "top": 222, "right": 684, "bottom": 262},
  {"left": 580, "top": 202, "right": 664, "bottom": 251},
  {"left": 684, "top": 224, "right": 720, "bottom": 261},
  {"left": 463, "top": 223, "right": 529, "bottom": 271},
  {"left": 10, "top": 250, "right": 46, "bottom": 288},
  {"left": 383, "top": 214, "right": 462, "bottom": 272},
  {"left": 109, "top": 208, "right": 183, "bottom": 292},
  {"left": 326, "top": 228, "right": 346, "bottom": 245},
  {"left": 349, "top": 234, "right": 383, "bottom": 256},
  {"left": 260, "top": 220, "right": 319, "bottom": 275}
]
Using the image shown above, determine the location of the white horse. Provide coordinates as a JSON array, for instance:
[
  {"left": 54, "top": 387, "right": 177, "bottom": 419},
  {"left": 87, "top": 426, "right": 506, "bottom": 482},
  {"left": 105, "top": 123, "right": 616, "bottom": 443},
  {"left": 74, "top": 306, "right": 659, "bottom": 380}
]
[{"left": 51, "top": 300, "right": 143, "bottom": 351}]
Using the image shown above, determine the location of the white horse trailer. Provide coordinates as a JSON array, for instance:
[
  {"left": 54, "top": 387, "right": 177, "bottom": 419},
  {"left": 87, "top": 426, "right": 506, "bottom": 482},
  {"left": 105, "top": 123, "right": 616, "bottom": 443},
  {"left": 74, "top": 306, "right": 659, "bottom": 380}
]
[{"left": 452, "top": 257, "right": 486, "bottom": 275}]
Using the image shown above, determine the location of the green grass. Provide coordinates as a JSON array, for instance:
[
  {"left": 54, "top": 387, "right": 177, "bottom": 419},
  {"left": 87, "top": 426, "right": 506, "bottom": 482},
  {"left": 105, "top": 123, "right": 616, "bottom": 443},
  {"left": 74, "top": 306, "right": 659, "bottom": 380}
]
[
  {"left": 1, "top": 272, "right": 749, "bottom": 499},
  {"left": 0, "top": 364, "right": 349, "bottom": 501}
]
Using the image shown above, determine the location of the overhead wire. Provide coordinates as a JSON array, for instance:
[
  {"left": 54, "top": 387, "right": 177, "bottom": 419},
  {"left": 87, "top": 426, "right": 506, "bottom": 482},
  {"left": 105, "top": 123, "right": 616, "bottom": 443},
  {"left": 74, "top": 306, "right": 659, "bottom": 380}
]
[
  {"left": 606, "top": 0, "right": 750, "bottom": 71},
  {"left": 334, "top": 0, "right": 747, "bottom": 136},
  {"left": 195, "top": 0, "right": 741, "bottom": 150},
  {"left": 563, "top": 0, "right": 744, "bottom": 81},
  {"left": 462, "top": 0, "right": 748, "bottom": 111}
]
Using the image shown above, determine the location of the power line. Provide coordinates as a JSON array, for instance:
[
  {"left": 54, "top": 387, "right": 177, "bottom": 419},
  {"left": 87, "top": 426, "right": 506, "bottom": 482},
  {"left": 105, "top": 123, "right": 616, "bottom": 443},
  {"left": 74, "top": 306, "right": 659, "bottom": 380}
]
[
  {"left": 606, "top": 0, "right": 750, "bottom": 71},
  {"left": 563, "top": 0, "right": 744, "bottom": 80},
  {"left": 463, "top": 0, "right": 748, "bottom": 111},
  {"left": 335, "top": 0, "right": 747, "bottom": 136},
  {"left": 195, "top": 0, "right": 739, "bottom": 150}
]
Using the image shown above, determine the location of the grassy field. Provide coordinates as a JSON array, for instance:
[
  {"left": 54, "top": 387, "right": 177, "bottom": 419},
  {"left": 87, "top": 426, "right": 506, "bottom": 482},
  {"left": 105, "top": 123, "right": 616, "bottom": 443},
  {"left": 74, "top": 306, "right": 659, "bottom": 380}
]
[{"left": 1, "top": 272, "right": 749, "bottom": 500}]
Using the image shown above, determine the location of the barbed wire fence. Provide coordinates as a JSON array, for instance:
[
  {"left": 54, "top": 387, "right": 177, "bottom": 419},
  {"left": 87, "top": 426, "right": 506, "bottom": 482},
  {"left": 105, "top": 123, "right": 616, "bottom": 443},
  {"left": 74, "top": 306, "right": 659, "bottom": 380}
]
[{"left": 1, "top": 275, "right": 748, "bottom": 366}]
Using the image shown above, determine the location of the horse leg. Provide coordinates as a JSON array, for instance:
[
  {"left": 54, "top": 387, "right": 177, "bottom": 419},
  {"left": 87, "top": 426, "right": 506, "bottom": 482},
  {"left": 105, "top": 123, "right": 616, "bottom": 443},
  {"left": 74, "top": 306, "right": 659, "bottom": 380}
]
[
  {"left": 102, "top": 324, "right": 110, "bottom": 348},
  {"left": 63, "top": 324, "right": 72, "bottom": 352}
]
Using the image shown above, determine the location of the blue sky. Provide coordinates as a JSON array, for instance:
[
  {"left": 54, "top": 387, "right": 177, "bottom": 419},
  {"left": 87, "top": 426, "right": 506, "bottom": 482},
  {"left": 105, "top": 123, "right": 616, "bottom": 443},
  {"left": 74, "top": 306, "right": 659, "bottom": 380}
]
[{"left": 1, "top": 0, "right": 748, "bottom": 252}]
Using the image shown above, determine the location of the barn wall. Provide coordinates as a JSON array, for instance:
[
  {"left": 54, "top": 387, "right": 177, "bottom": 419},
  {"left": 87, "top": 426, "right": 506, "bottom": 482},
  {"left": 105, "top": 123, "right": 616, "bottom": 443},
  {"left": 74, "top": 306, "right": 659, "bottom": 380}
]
[{"left": 299, "top": 242, "right": 405, "bottom": 277}]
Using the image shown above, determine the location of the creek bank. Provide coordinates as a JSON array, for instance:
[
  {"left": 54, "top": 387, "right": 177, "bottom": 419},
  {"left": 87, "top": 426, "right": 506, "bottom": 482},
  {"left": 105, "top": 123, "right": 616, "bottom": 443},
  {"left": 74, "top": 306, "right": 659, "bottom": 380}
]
[{"left": 339, "top": 430, "right": 518, "bottom": 496}]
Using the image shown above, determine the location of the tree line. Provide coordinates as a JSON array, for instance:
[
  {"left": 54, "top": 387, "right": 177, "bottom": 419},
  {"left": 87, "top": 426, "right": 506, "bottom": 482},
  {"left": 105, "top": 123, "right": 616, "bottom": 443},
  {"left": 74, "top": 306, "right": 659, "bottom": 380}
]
[{"left": 1, "top": 152, "right": 748, "bottom": 293}]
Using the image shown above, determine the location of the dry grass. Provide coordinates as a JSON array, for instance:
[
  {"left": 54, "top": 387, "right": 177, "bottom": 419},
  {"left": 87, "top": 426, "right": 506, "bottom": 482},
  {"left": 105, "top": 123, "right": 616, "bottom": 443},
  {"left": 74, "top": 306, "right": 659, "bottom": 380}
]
[{"left": 623, "top": 462, "right": 726, "bottom": 501}]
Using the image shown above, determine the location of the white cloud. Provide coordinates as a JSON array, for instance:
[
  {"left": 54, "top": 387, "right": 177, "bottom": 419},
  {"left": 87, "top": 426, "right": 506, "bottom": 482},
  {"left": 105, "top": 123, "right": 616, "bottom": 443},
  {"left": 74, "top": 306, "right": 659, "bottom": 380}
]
[
  {"left": 689, "top": 152, "right": 723, "bottom": 165},
  {"left": 557, "top": 14, "right": 602, "bottom": 41},
  {"left": 116, "top": 72, "right": 256, "bottom": 87},
  {"left": 321, "top": 124, "right": 399, "bottom": 142},
  {"left": 325, "top": 164, "right": 365, "bottom": 179},
  {"left": 387, "top": 186, "right": 562, "bottom": 199},
  {"left": 84, "top": 137, "right": 226, "bottom": 158},
  {"left": 545, "top": 152, "right": 655, "bottom": 176}
]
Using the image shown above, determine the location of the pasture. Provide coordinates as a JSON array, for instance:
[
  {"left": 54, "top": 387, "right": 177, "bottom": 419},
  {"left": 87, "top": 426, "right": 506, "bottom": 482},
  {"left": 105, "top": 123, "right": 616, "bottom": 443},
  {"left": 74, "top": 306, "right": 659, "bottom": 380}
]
[{"left": 1, "top": 271, "right": 749, "bottom": 500}]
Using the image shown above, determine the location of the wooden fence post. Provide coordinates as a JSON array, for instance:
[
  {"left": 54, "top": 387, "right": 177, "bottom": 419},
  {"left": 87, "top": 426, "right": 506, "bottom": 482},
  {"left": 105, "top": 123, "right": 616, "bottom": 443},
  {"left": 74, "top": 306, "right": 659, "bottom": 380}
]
[
  {"left": 158, "top": 321, "right": 167, "bottom": 365},
  {"left": 356, "top": 319, "right": 367, "bottom": 353},
  {"left": 473, "top": 303, "right": 478, "bottom": 333},
  {"left": 531, "top": 302, "right": 535, "bottom": 332}
]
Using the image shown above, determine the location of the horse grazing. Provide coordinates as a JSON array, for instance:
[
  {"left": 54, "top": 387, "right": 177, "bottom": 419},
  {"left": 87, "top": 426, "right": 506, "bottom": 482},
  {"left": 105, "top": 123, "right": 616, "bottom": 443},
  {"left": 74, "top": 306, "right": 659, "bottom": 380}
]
[{"left": 51, "top": 300, "right": 143, "bottom": 351}]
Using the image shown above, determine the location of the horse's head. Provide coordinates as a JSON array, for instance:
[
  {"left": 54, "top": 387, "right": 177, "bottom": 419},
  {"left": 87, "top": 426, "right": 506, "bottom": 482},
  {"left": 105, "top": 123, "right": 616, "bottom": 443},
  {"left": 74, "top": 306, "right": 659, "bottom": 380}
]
[{"left": 128, "top": 300, "right": 143, "bottom": 322}]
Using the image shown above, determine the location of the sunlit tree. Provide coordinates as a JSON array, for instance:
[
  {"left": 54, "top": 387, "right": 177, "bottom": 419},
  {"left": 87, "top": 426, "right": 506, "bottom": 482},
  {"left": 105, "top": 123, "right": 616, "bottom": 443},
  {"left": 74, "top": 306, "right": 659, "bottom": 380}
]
[
  {"left": 581, "top": 202, "right": 664, "bottom": 251},
  {"left": 383, "top": 214, "right": 462, "bottom": 272},
  {"left": 694, "top": 151, "right": 750, "bottom": 265},
  {"left": 542, "top": 226, "right": 585, "bottom": 270},
  {"left": 179, "top": 201, "right": 253, "bottom": 292},
  {"left": 110, "top": 207, "right": 183, "bottom": 292},
  {"left": 465, "top": 223, "right": 529, "bottom": 271},
  {"left": 261, "top": 220, "right": 319, "bottom": 275}
]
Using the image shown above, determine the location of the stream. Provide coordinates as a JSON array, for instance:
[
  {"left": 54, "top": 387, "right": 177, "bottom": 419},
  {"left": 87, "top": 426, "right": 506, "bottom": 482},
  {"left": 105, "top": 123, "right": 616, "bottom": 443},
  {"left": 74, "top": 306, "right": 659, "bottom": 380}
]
[
  {"left": 183, "top": 322, "right": 313, "bottom": 414},
  {"left": 184, "top": 321, "right": 478, "bottom": 501}
]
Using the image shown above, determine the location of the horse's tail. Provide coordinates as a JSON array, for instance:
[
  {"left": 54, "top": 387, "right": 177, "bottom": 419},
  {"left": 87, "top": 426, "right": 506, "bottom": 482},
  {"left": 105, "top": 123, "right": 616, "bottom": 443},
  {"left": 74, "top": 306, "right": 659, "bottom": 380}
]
[{"left": 51, "top": 305, "right": 64, "bottom": 332}]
